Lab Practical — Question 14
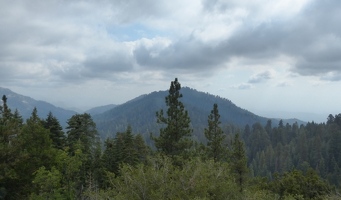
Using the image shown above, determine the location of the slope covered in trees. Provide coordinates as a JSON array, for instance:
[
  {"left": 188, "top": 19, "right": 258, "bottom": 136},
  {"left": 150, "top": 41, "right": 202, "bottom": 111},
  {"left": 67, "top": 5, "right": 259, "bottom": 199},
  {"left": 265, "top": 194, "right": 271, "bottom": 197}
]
[
  {"left": 93, "top": 87, "right": 305, "bottom": 143},
  {"left": 0, "top": 79, "right": 340, "bottom": 199}
]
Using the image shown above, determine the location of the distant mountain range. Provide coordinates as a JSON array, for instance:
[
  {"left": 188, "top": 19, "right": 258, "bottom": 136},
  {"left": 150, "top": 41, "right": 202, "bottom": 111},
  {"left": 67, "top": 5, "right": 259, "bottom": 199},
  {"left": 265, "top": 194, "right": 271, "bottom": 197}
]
[
  {"left": 1, "top": 86, "right": 305, "bottom": 141},
  {"left": 0, "top": 87, "right": 76, "bottom": 127}
]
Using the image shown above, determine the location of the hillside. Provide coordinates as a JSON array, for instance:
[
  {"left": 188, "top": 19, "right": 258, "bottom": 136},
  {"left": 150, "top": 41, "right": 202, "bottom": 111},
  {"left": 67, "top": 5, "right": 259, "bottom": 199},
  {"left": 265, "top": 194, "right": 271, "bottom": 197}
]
[
  {"left": 86, "top": 104, "right": 117, "bottom": 115},
  {"left": 93, "top": 87, "right": 304, "bottom": 143},
  {"left": 0, "top": 87, "right": 76, "bottom": 127}
]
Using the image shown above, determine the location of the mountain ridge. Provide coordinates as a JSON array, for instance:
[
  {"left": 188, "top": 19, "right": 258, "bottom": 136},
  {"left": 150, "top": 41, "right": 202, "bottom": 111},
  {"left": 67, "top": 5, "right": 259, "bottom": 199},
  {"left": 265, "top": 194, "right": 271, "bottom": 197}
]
[
  {"left": 93, "top": 87, "right": 306, "bottom": 142},
  {"left": 0, "top": 87, "right": 76, "bottom": 127},
  {"left": 86, "top": 104, "right": 117, "bottom": 116}
]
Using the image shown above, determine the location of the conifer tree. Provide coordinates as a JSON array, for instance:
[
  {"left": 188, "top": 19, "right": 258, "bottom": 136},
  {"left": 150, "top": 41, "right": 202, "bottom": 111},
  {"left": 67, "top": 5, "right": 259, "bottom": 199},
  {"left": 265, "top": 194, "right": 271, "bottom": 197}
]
[
  {"left": 43, "top": 112, "right": 66, "bottom": 149},
  {"left": 231, "top": 132, "right": 248, "bottom": 193},
  {"left": 66, "top": 113, "right": 100, "bottom": 196},
  {"left": 102, "top": 138, "right": 116, "bottom": 174},
  {"left": 15, "top": 108, "right": 56, "bottom": 197},
  {"left": 66, "top": 113, "right": 98, "bottom": 155},
  {"left": 0, "top": 96, "right": 22, "bottom": 199},
  {"left": 153, "top": 78, "right": 193, "bottom": 158},
  {"left": 112, "top": 126, "right": 138, "bottom": 169},
  {"left": 13, "top": 109, "right": 23, "bottom": 127},
  {"left": 103, "top": 126, "right": 149, "bottom": 176},
  {"left": 134, "top": 134, "right": 149, "bottom": 163},
  {"left": 1, "top": 95, "right": 12, "bottom": 122},
  {"left": 204, "top": 103, "right": 226, "bottom": 162}
]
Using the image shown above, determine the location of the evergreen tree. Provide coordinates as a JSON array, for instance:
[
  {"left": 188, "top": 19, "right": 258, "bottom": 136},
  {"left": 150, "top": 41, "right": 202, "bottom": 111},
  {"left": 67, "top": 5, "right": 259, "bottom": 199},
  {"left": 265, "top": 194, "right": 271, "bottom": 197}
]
[
  {"left": 102, "top": 138, "right": 116, "bottom": 174},
  {"left": 103, "top": 126, "right": 149, "bottom": 176},
  {"left": 13, "top": 109, "right": 23, "bottom": 127},
  {"left": 231, "top": 132, "right": 248, "bottom": 193},
  {"left": 153, "top": 78, "right": 193, "bottom": 159},
  {"left": 1, "top": 95, "right": 12, "bottom": 122},
  {"left": 15, "top": 108, "right": 56, "bottom": 198},
  {"left": 43, "top": 111, "right": 66, "bottom": 150},
  {"left": 0, "top": 96, "right": 23, "bottom": 199},
  {"left": 242, "top": 124, "right": 251, "bottom": 142},
  {"left": 111, "top": 126, "right": 138, "bottom": 170},
  {"left": 204, "top": 103, "right": 226, "bottom": 162},
  {"left": 134, "top": 133, "right": 150, "bottom": 163},
  {"left": 65, "top": 113, "right": 100, "bottom": 197},
  {"left": 66, "top": 113, "right": 98, "bottom": 155}
]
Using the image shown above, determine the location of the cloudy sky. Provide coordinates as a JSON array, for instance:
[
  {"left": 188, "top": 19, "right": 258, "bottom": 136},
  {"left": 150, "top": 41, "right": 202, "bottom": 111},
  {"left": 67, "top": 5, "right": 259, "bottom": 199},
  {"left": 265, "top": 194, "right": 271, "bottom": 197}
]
[{"left": 1, "top": 0, "right": 341, "bottom": 122}]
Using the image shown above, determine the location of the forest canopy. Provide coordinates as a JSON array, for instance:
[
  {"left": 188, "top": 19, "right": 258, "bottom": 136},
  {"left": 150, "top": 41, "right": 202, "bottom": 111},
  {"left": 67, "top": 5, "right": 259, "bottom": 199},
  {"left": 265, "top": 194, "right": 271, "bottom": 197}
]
[{"left": 0, "top": 79, "right": 340, "bottom": 199}]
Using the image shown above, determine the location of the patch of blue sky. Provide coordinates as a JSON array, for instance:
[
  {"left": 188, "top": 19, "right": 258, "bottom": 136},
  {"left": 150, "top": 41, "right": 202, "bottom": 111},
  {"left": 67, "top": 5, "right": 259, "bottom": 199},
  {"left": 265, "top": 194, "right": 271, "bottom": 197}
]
[{"left": 107, "top": 23, "right": 168, "bottom": 41}]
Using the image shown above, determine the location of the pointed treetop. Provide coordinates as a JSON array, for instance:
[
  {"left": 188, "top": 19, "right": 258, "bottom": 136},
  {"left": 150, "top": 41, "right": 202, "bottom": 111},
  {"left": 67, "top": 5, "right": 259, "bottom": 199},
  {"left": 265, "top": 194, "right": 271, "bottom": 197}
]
[
  {"left": 2, "top": 95, "right": 7, "bottom": 103},
  {"left": 170, "top": 78, "right": 181, "bottom": 94}
]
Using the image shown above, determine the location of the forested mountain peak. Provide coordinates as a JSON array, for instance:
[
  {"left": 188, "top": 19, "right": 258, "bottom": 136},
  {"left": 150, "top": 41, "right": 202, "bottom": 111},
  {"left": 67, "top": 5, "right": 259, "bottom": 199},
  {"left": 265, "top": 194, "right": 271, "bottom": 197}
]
[{"left": 93, "top": 87, "right": 304, "bottom": 141}]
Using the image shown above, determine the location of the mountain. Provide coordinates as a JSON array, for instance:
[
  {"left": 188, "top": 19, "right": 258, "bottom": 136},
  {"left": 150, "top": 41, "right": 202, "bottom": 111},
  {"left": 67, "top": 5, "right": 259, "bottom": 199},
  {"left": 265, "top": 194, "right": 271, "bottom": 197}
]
[
  {"left": 86, "top": 104, "right": 117, "bottom": 116},
  {"left": 93, "top": 87, "right": 305, "bottom": 143},
  {"left": 0, "top": 87, "right": 76, "bottom": 127}
]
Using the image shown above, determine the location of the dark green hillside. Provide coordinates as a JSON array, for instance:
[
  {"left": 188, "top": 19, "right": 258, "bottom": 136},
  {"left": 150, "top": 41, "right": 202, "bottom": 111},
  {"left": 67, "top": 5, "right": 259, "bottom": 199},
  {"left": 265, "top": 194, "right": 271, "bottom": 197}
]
[
  {"left": 85, "top": 104, "right": 117, "bottom": 115},
  {"left": 93, "top": 91, "right": 165, "bottom": 143},
  {"left": 94, "top": 87, "right": 298, "bottom": 142}
]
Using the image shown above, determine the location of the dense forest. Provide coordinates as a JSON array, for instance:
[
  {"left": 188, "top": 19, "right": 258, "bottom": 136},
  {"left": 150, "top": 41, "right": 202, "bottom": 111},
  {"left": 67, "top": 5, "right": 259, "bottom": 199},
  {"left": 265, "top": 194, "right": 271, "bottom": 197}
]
[{"left": 0, "top": 78, "right": 340, "bottom": 199}]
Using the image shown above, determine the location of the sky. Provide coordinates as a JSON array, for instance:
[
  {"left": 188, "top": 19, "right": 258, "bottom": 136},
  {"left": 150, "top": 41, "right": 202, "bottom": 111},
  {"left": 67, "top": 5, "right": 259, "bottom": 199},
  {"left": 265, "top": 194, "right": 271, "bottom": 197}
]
[{"left": 1, "top": 0, "right": 341, "bottom": 122}]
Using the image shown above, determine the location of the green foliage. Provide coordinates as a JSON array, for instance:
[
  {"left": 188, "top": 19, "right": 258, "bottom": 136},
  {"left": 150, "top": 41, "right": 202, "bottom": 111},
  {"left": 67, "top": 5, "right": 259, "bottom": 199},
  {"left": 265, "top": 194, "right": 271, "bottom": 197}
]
[
  {"left": 55, "top": 145, "right": 84, "bottom": 199},
  {"left": 97, "top": 156, "right": 241, "bottom": 200},
  {"left": 0, "top": 95, "right": 24, "bottom": 199},
  {"left": 14, "top": 108, "right": 57, "bottom": 197},
  {"left": 29, "top": 145, "right": 85, "bottom": 200},
  {"left": 66, "top": 113, "right": 102, "bottom": 198},
  {"left": 153, "top": 78, "right": 193, "bottom": 159},
  {"left": 102, "top": 126, "right": 150, "bottom": 176},
  {"left": 204, "top": 103, "right": 226, "bottom": 162},
  {"left": 30, "top": 166, "right": 64, "bottom": 200},
  {"left": 2, "top": 88, "right": 341, "bottom": 199},
  {"left": 269, "top": 168, "right": 331, "bottom": 199},
  {"left": 43, "top": 112, "right": 66, "bottom": 149},
  {"left": 231, "top": 132, "right": 249, "bottom": 193},
  {"left": 66, "top": 113, "right": 98, "bottom": 155}
]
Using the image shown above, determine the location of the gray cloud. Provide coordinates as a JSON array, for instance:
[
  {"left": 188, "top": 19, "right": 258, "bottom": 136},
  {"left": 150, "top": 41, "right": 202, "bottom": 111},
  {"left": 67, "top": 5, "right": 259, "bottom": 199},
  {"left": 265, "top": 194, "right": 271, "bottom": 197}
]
[
  {"left": 1, "top": 0, "right": 341, "bottom": 88},
  {"left": 133, "top": 38, "right": 226, "bottom": 72},
  {"left": 276, "top": 81, "right": 291, "bottom": 87},
  {"left": 199, "top": 0, "right": 341, "bottom": 80},
  {"left": 248, "top": 71, "right": 273, "bottom": 83},
  {"left": 231, "top": 83, "right": 253, "bottom": 90}
]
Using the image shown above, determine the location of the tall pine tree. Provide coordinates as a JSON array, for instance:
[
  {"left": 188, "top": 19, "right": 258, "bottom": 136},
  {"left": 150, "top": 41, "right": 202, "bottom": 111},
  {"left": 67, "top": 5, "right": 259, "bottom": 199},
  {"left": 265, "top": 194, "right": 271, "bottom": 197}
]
[
  {"left": 66, "top": 113, "right": 98, "bottom": 155},
  {"left": 15, "top": 108, "right": 56, "bottom": 198},
  {"left": 231, "top": 132, "right": 248, "bottom": 193},
  {"left": 204, "top": 103, "right": 226, "bottom": 162},
  {"left": 66, "top": 113, "right": 100, "bottom": 197},
  {"left": 43, "top": 112, "right": 65, "bottom": 150},
  {"left": 0, "top": 95, "right": 23, "bottom": 199},
  {"left": 153, "top": 78, "right": 193, "bottom": 159}
]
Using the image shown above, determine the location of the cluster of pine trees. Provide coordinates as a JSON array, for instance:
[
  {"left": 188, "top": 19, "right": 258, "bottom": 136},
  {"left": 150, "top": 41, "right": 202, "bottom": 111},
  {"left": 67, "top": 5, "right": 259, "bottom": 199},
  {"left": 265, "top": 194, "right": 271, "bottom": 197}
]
[
  {"left": 0, "top": 78, "right": 339, "bottom": 199},
  {"left": 242, "top": 117, "right": 341, "bottom": 188}
]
